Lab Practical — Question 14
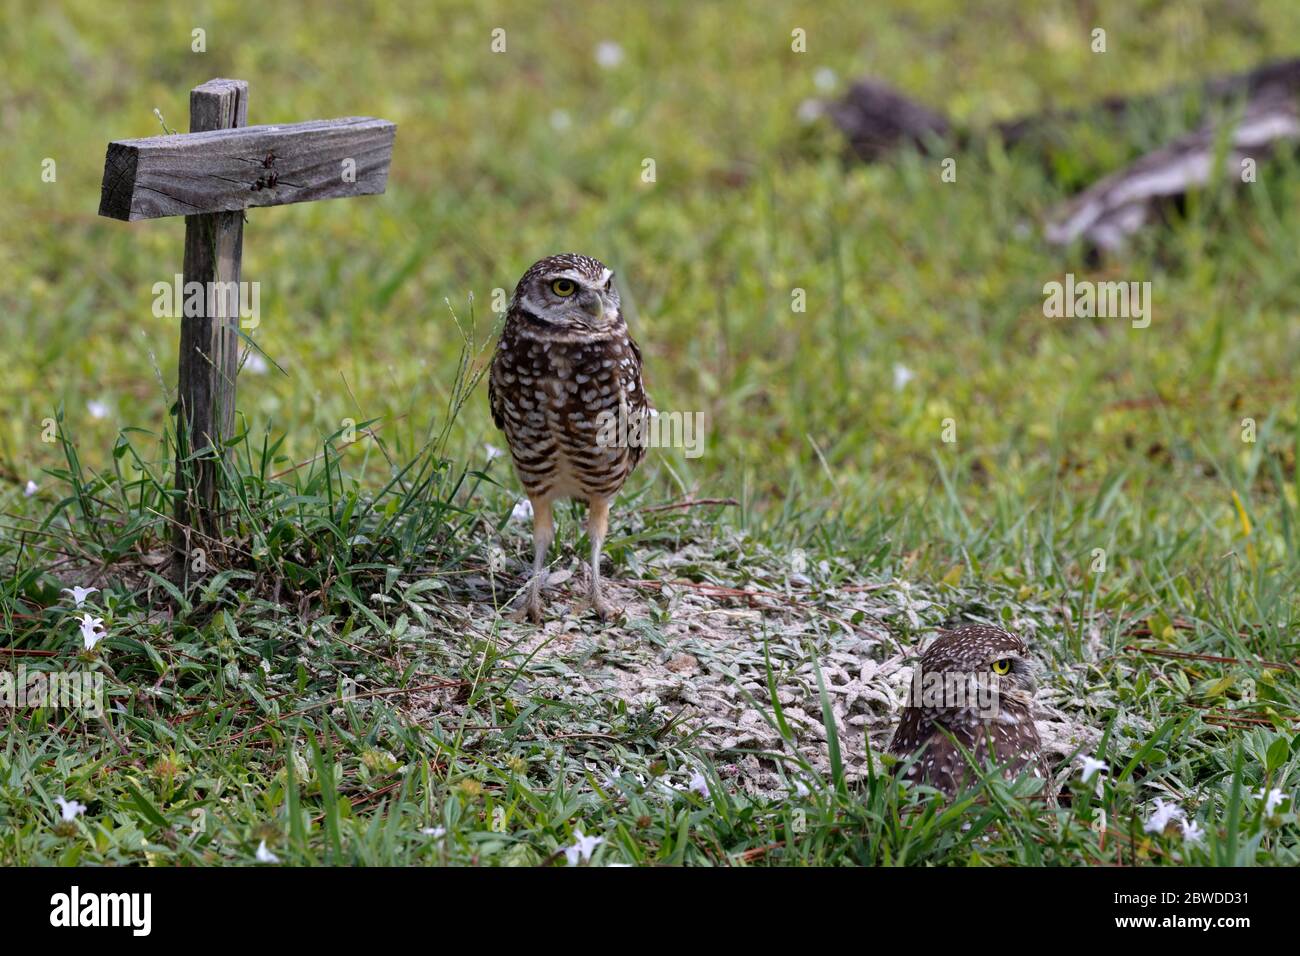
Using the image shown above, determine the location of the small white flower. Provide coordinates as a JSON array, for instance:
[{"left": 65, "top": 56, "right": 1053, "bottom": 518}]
[
  {"left": 511, "top": 498, "right": 534, "bottom": 523},
  {"left": 813, "top": 66, "right": 837, "bottom": 92},
  {"left": 1079, "top": 755, "right": 1107, "bottom": 784},
  {"left": 1181, "top": 818, "right": 1206, "bottom": 846},
  {"left": 1254, "top": 787, "right": 1288, "bottom": 815},
  {"left": 602, "top": 766, "right": 623, "bottom": 789},
  {"left": 24, "top": 480, "right": 38, "bottom": 497},
  {"left": 793, "top": 779, "right": 811, "bottom": 797},
  {"left": 55, "top": 796, "right": 87, "bottom": 822},
  {"left": 62, "top": 586, "right": 99, "bottom": 607},
  {"left": 87, "top": 400, "right": 109, "bottom": 420},
  {"left": 892, "top": 363, "right": 915, "bottom": 391},
  {"left": 255, "top": 840, "right": 280, "bottom": 863},
  {"left": 594, "top": 40, "right": 625, "bottom": 69},
  {"left": 78, "top": 614, "right": 106, "bottom": 651},
  {"left": 485, "top": 443, "right": 504, "bottom": 461},
  {"left": 1142, "top": 797, "right": 1186, "bottom": 834},
  {"left": 421, "top": 826, "right": 446, "bottom": 838},
  {"left": 563, "top": 828, "right": 604, "bottom": 865},
  {"left": 795, "top": 98, "right": 824, "bottom": 125},
  {"left": 687, "top": 771, "right": 709, "bottom": 797},
  {"left": 549, "top": 109, "right": 572, "bottom": 132}
]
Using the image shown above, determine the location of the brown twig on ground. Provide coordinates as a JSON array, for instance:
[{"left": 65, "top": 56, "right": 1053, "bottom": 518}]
[
  {"left": 637, "top": 497, "right": 740, "bottom": 514},
  {"left": 1122, "top": 644, "right": 1296, "bottom": 672}
]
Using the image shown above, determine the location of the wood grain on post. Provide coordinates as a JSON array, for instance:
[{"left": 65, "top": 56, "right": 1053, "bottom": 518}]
[
  {"left": 98, "top": 117, "right": 396, "bottom": 221},
  {"left": 174, "top": 78, "right": 247, "bottom": 566}
]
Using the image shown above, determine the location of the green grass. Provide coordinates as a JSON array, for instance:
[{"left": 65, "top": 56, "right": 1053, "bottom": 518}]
[{"left": 3, "top": 0, "right": 1300, "bottom": 865}]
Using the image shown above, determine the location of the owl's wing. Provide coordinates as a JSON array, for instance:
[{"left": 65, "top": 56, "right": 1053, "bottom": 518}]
[
  {"left": 487, "top": 364, "right": 505, "bottom": 432},
  {"left": 627, "top": 335, "right": 652, "bottom": 412},
  {"left": 890, "top": 710, "right": 952, "bottom": 791},
  {"left": 622, "top": 334, "right": 651, "bottom": 469},
  {"left": 887, "top": 707, "right": 928, "bottom": 757}
]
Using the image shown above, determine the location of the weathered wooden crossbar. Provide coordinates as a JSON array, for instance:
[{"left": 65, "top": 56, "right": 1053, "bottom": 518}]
[{"left": 99, "top": 117, "right": 396, "bottom": 221}]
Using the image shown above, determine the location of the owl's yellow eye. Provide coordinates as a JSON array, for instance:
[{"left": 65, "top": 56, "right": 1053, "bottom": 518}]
[
  {"left": 991, "top": 659, "right": 1013, "bottom": 675},
  {"left": 551, "top": 278, "right": 576, "bottom": 297}
]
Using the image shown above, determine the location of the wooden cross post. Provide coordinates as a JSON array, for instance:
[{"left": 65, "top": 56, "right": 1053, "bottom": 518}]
[{"left": 97, "top": 78, "right": 395, "bottom": 573}]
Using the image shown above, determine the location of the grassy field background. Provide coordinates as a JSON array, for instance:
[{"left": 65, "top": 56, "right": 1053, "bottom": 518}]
[{"left": 3, "top": 0, "right": 1300, "bottom": 865}]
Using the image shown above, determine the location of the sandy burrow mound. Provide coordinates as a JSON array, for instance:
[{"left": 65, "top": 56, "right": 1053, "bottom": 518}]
[{"left": 404, "top": 563, "right": 1104, "bottom": 801}]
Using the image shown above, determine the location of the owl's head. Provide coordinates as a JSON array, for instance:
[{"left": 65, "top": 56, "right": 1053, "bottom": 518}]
[
  {"left": 511, "top": 253, "right": 621, "bottom": 331},
  {"left": 917, "top": 624, "right": 1037, "bottom": 715}
]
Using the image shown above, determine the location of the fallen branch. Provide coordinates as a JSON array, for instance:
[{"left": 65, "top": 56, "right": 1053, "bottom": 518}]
[
  {"left": 638, "top": 497, "right": 740, "bottom": 514},
  {"left": 1122, "top": 643, "right": 1296, "bottom": 672}
]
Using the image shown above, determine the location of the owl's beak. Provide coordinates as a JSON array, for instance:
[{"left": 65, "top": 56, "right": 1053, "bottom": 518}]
[
  {"left": 578, "top": 289, "right": 606, "bottom": 319},
  {"left": 1013, "top": 663, "right": 1038, "bottom": 696}
]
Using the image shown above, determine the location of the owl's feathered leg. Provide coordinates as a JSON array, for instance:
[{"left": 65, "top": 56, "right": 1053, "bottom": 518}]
[
  {"left": 585, "top": 496, "right": 619, "bottom": 621},
  {"left": 510, "top": 497, "right": 553, "bottom": 624}
]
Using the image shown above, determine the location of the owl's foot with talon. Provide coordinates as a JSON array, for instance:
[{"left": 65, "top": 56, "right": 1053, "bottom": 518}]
[
  {"left": 508, "top": 598, "right": 543, "bottom": 625},
  {"left": 589, "top": 594, "right": 623, "bottom": 623},
  {"left": 592, "top": 602, "right": 622, "bottom": 623}
]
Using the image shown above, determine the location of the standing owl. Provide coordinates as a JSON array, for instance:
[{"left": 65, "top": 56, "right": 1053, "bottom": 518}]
[
  {"left": 888, "top": 624, "right": 1055, "bottom": 803},
  {"left": 488, "top": 253, "right": 651, "bottom": 623}
]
